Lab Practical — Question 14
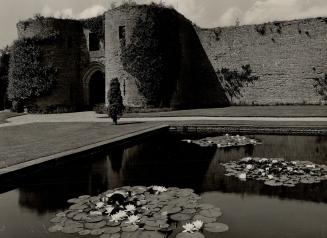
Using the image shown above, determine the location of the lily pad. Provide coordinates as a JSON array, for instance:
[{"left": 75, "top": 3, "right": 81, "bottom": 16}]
[
  {"left": 79, "top": 195, "right": 91, "bottom": 199},
  {"left": 122, "top": 225, "right": 139, "bottom": 232},
  {"left": 55, "top": 212, "right": 66, "bottom": 217},
  {"left": 197, "top": 204, "right": 214, "bottom": 209},
  {"left": 62, "top": 226, "right": 83, "bottom": 234},
  {"left": 104, "top": 226, "right": 121, "bottom": 234},
  {"left": 67, "top": 198, "right": 82, "bottom": 204},
  {"left": 176, "top": 231, "right": 205, "bottom": 238},
  {"left": 48, "top": 224, "right": 63, "bottom": 232},
  {"left": 193, "top": 215, "right": 216, "bottom": 223},
  {"left": 181, "top": 209, "right": 197, "bottom": 214},
  {"left": 204, "top": 222, "right": 229, "bottom": 233},
  {"left": 64, "top": 220, "right": 83, "bottom": 228},
  {"left": 69, "top": 203, "right": 88, "bottom": 210},
  {"left": 85, "top": 220, "right": 106, "bottom": 230},
  {"left": 143, "top": 225, "right": 160, "bottom": 231},
  {"left": 264, "top": 180, "right": 283, "bottom": 186},
  {"left": 170, "top": 213, "right": 192, "bottom": 221},
  {"left": 90, "top": 228, "right": 105, "bottom": 235},
  {"left": 100, "top": 234, "right": 115, "bottom": 238},
  {"left": 85, "top": 215, "right": 104, "bottom": 223},
  {"left": 50, "top": 216, "right": 66, "bottom": 223},
  {"left": 107, "top": 221, "right": 121, "bottom": 227},
  {"left": 79, "top": 229, "right": 91, "bottom": 236},
  {"left": 72, "top": 212, "right": 88, "bottom": 221},
  {"left": 199, "top": 208, "right": 222, "bottom": 218},
  {"left": 162, "top": 206, "right": 181, "bottom": 214}
]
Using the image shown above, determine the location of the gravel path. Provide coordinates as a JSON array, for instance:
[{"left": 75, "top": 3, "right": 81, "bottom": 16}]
[{"left": 1, "top": 111, "right": 326, "bottom": 128}]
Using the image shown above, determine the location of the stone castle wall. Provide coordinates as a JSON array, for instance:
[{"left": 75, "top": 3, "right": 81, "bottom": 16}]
[
  {"left": 105, "top": 6, "right": 228, "bottom": 109},
  {"left": 196, "top": 18, "right": 327, "bottom": 105},
  {"left": 105, "top": 7, "right": 147, "bottom": 108},
  {"left": 17, "top": 18, "right": 89, "bottom": 111}
]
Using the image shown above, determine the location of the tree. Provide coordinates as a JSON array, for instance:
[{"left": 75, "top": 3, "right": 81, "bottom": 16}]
[
  {"left": 313, "top": 73, "right": 327, "bottom": 101},
  {"left": 108, "top": 78, "right": 125, "bottom": 124}
]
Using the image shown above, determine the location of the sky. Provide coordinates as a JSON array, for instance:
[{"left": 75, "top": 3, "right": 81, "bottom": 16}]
[{"left": 1, "top": 0, "right": 327, "bottom": 48}]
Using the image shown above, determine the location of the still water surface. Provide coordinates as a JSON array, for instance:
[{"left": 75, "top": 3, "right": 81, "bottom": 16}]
[{"left": 0, "top": 134, "right": 326, "bottom": 238}]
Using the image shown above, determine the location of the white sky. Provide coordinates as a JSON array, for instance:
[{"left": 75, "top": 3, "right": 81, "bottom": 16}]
[{"left": 1, "top": 0, "right": 327, "bottom": 48}]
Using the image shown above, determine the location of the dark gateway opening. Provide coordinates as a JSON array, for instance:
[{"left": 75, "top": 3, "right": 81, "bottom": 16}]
[{"left": 89, "top": 70, "right": 105, "bottom": 107}]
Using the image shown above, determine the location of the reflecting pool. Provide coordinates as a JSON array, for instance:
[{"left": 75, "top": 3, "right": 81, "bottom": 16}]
[{"left": 0, "top": 134, "right": 326, "bottom": 238}]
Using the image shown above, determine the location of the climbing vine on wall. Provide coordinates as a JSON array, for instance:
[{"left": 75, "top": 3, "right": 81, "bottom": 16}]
[
  {"left": 81, "top": 15, "right": 105, "bottom": 40},
  {"left": 8, "top": 37, "right": 57, "bottom": 105},
  {"left": 0, "top": 47, "right": 10, "bottom": 108},
  {"left": 216, "top": 65, "right": 259, "bottom": 101},
  {"left": 313, "top": 73, "right": 327, "bottom": 101},
  {"left": 120, "top": 4, "right": 181, "bottom": 107}
]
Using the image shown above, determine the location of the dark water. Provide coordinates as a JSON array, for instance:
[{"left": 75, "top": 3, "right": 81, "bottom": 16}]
[{"left": 0, "top": 134, "right": 327, "bottom": 238}]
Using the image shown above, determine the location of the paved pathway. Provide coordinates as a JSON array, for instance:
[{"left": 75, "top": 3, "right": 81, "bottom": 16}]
[{"left": 1, "top": 111, "right": 327, "bottom": 128}]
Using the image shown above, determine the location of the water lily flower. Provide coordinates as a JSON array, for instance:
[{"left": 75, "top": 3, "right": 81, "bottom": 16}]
[
  {"left": 182, "top": 223, "right": 195, "bottom": 233},
  {"left": 126, "top": 215, "right": 140, "bottom": 224},
  {"left": 96, "top": 202, "right": 104, "bottom": 209},
  {"left": 246, "top": 164, "right": 253, "bottom": 170},
  {"left": 238, "top": 173, "right": 247, "bottom": 180},
  {"left": 192, "top": 220, "right": 203, "bottom": 230},
  {"left": 125, "top": 204, "right": 136, "bottom": 213},
  {"left": 268, "top": 175, "right": 274, "bottom": 180},
  {"left": 105, "top": 205, "right": 114, "bottom": 214},
  {"left": 90, "top": 211, "right": 102, "bottom": 216},
  {"left": 259, "top": 158, "right": 268, "bottom": 163},
  {"left": 241, "top": 157, "right": 252, "bottom": 162},
  {"left": 152, "top": 186, "right": 167, "bottom": 193},
  {"left": 101, "top": 197, "right": 109, "bottom": 202},
  {"left": 110, "top": 210, "right": 127, "bottom": 222},
  {"left": 272, "top": 160, "right": 278, "bottom": 163}
]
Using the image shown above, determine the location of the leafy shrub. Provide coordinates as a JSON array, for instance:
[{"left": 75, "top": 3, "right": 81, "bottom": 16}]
[
  {"left": 313, "top": 73, "right": 327, "bottom": 101},
  {"left": 108, "top": 78, "right": 125, "bottom": 124},
  {"left": 255, "top": 24, "right": 266, "bottom": 35},
  {"left": 8, "top": 37, "right": 57, "bottom": 105},
  {"left": 0, "top": 47, "right": 10, "bottom": 109},
  {"left": 216, "top": 65, "right": 259, "bottom": 101},
  {"left": 120, "top": 5, "right": 180, "bottom": 107},
  {"left": 93, "top": 103, "right": 107, "bottom": 114}
]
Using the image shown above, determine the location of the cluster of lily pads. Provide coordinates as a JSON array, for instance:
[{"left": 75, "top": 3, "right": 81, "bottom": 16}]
[
  {"left": 182, "top": 134, "right": 260, "bottom": 148},
  {"left": 222, "top": 157, "right": 327, "bottom": 187},
  {"left": 48, "top": 186, "right": 229, "bottom": 238}
]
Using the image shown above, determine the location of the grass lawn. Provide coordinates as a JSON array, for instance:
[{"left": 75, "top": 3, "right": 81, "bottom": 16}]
[
  {"left": 0, "top": 112, "right": 22, "bottom": 124},
  {"left": 0, "top": 121, "right": 163, "bottom": 169},
  {"left": 125, "top": 106, "right": 327, "bottom": 118}
]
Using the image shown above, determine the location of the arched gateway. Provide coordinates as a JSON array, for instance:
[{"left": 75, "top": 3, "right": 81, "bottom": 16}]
[{"left": 82, "top": 62, "right": 105, "bottom": 108}]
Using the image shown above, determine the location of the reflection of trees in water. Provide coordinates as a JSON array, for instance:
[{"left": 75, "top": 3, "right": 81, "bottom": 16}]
[
  {"left": 120, "top": 136, "right": 216, "bottom": 194},
  {"left": 18, "top": 154, "right": 115, "bottom": 214}
]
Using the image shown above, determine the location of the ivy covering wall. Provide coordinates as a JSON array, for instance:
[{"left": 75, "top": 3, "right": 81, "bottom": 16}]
[
  {"left": 216, "top": 65, "right": 259, "bottom": 101},
  {"left": 0, "top": 47, "right": 10, "bottom": 109},
  {"left": 81, "top": 15, "right": 105, "bottom": 40},
  {"left": 120, "top": 5, "right": 181, "bottom": 107},
  {"left": 8, "top": 37, "right": 57, "bottom": 106}
]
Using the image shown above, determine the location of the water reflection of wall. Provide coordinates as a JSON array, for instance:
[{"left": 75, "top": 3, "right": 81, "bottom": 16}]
[
  {"left": 18, "top": 153, "right": 119, "bottom": 214},
  {"left": 120, "top": 139, "right": 216, "bottom": 193},
  {"left": 202, "top": 135, "right": 327, "bottom": 203}
]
